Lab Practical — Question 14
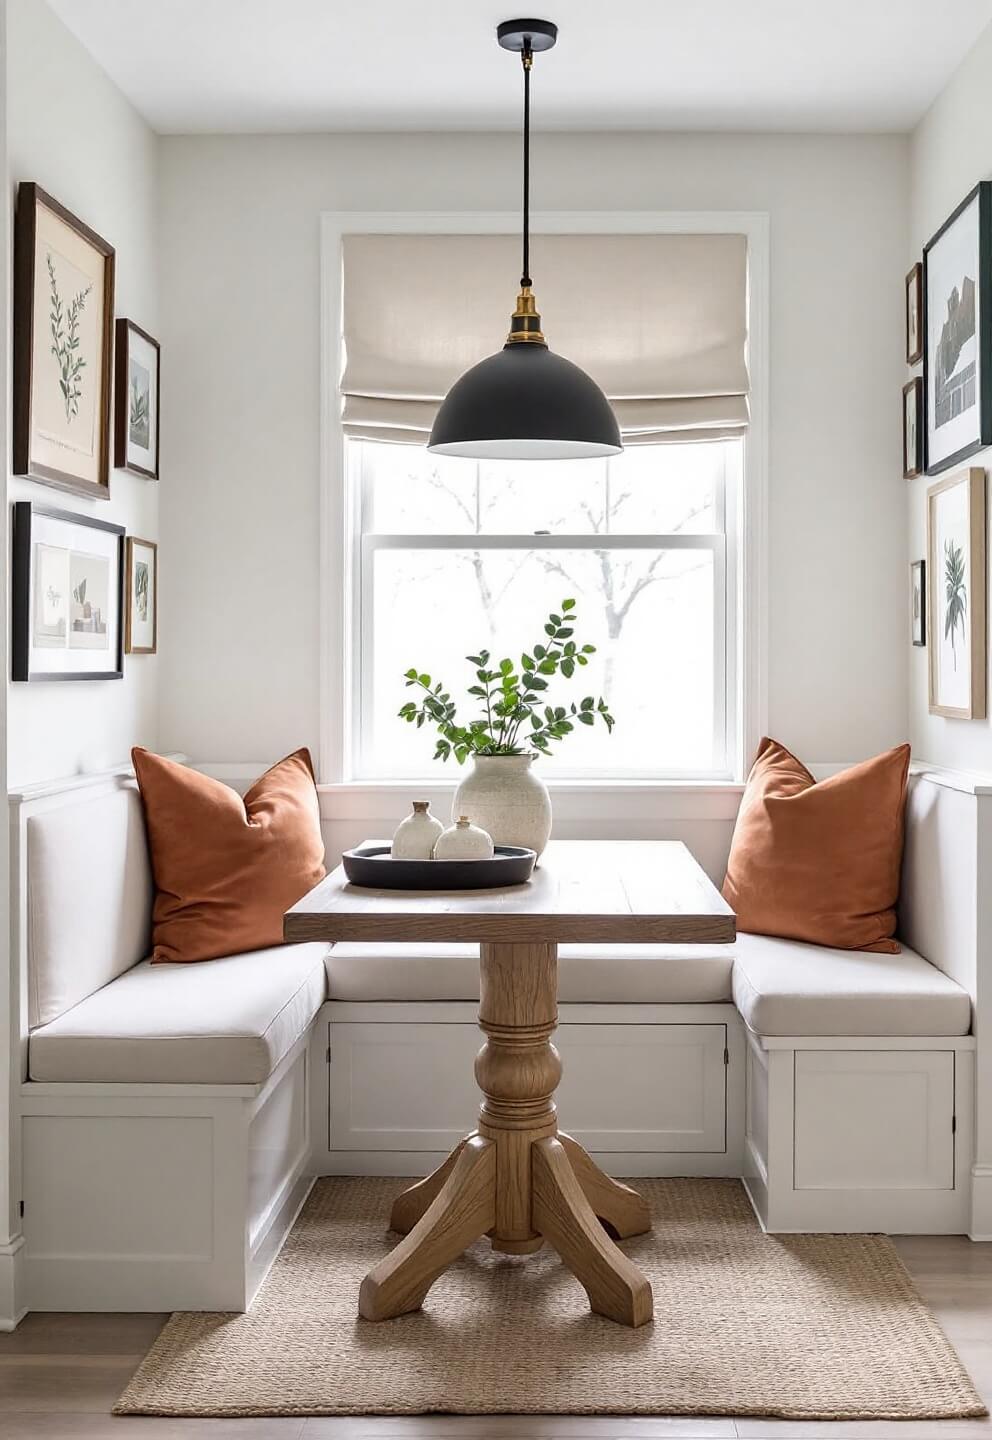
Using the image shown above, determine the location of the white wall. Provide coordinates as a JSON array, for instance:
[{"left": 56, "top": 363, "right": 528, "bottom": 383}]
[
  {"left": 5, "top": 0, "right": 159, "bottom": 788},
  {"left": 157, "top": 131, "right": 910, "bottom": 774},
  {"left": 909, "top": 19, "right": 992, "bottom": 773}
]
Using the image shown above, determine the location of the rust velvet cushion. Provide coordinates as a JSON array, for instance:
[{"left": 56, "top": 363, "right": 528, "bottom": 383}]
[
  {"left": 132, "top": 748, "right": 326, "bottom": 964},
  {"left": 722, "top": 737, "right": 911, "bottom": 954}
]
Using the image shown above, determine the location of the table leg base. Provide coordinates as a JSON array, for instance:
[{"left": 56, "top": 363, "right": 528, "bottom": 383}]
[{"left": 369, "top": 1130, "right": 653, "bottom": 1326}]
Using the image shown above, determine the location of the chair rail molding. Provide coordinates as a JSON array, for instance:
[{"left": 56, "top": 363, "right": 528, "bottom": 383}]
[{"left": 317, "top": 208, "right": 771, "bottom": 789}]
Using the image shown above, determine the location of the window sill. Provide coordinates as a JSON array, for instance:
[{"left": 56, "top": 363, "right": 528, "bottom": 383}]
[{"left": 316, "top": 777, "right": 746, "bottom": 824}]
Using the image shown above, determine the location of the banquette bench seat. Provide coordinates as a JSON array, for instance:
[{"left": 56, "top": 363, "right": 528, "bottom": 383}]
[
  {"left": 4, "top": 762, "right": 985, "bottom": 1326},
  {"left": 323, "top": 935, "right": 972, "bottom": 1035},
  {"left": 27, "top": 931, "right": 971, "bottom": 1085}
]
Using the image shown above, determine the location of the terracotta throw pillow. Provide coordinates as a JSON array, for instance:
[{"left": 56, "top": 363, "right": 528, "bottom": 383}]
[
  {"left": 722, "top": 737, "right": 911, "bottom": 954},
  {"left": 132, "top": 747, "right": 326, "bottom": 964}
]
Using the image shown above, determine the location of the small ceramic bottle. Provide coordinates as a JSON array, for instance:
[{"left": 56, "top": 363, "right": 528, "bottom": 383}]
[
  {"left": 434, "top": 815, "right": 495, "bottom": 860},
  {"left": 390, "top": 801, "right": 444, "bottom": 859}
]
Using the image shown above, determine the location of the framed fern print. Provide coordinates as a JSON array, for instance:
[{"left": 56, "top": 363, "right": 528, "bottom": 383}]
[
  {"left": 115, "top": 319, "right": 160, "bottom": 479},
  {"left": 927, "top": 467, "right": 986, "bottom": 718},
  {"left": 13, "top": 183, "right": 115, "bottom": 499}
]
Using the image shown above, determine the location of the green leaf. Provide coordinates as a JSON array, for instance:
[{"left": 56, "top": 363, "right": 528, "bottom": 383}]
[{"left": 562, "top": 598, "right": 576, "bottom": 610}]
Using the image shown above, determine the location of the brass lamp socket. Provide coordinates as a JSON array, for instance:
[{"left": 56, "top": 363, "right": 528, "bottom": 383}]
[{"left": 506, "top": 287, "right": 547, "bottom": 345}]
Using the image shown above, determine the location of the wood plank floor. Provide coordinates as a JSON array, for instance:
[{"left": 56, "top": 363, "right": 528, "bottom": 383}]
[{"left": 1, "top": 1236, "right": 990, "bottom": 1439}]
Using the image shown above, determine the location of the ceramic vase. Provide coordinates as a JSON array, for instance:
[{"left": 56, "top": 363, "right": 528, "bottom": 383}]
[
  {"left": 452, "top": 755, "right": 552, "bottom": 857},
  {"left": 390, "top": 800, "right": 444, "bottom": 859},
  {"left": 434, "top": 815, "right": 495, "bottom": 860}
]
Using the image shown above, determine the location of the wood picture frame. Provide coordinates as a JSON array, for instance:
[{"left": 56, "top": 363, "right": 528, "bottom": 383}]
[
  {"left": 903, "top": 377, "right": 923, "bottom": 478},
  {"left": 115, "top": 318, "right": 160, "bottom": 479},
  {"left": 13, "top": 183, "right": 115, "bottom": 499},
  {"left": 906, "top": 261, "right": 923, "bottom": 365},
  {"left": 927, "top": 467, "right": 986, "bottom": 718},
  {"left": 923, "top": 182, "right": 992, "bottom": 475},
  {"left": 11, "top": 502, "right": 124, "bottom": 682},
  {"left": 125, "top": 536, "right": 158, "bottom": 654},
  {"left": 911, "top": 559, "right": 926, "bottom": 647}
]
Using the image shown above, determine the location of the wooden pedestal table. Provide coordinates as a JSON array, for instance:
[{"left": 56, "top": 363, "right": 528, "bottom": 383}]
[{"left": 284, "top": 840, "right": 736, "bottom": 1329}]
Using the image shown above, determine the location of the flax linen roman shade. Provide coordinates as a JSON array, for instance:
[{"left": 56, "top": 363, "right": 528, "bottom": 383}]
[{"left": 341, "top": 233, "right": 749, "bottom": 446}]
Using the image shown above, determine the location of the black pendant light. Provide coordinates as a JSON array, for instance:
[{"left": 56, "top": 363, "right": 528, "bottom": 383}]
[{"left": 428, "top": 19, "right": 622, "bottom": 460}]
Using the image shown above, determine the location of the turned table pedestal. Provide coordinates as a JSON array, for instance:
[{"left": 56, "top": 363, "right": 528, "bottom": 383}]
[{"left": 285, "top": 840, "right": 735, "bottom": 1329}]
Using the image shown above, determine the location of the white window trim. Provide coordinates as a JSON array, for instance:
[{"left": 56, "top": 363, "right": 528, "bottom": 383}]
[{"left": 319, "top": 209, "right": 769, "bottom": 791}]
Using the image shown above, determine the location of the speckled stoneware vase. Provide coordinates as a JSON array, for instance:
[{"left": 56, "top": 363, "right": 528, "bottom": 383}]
[
  {"left": 452, "top": 755, "right": 552, "bottom": 858},
  {"left": 433, "top": 815, "right": 495, "bottom": 860},
  {"left": 390, "top": 801, "right": 444, "bottom": 859}
]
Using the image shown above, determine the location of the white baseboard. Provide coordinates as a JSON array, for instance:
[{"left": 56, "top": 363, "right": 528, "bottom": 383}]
[
  {"left": 0, "top": 1235, "right": 27, "bottom": 1331},
  {"left": 970, "top": 1164, "right": 992, "bottom": 1241}
]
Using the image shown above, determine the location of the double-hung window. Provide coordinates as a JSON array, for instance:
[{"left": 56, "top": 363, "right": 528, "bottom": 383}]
[
  {"left": 337, "top": 225, "right": 753, "bottom": 783},
  {"left": 349, "top": 435, "right": 741, "bottom": 780}
]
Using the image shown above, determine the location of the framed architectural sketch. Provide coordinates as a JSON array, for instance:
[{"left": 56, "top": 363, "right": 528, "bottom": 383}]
[
  {"left": 115, "top": 319, "right": 160, "bottom": 478},
  {"left": 11, "top": 503, "right": 124, "bottom": 681},
  {"left": 923, "top": 183, "right": 992, "bottom": 475},
  {"left": 927, "top": 468, "right": 986, "bottom": 717},
  {"left": 911, "top": 560, "right": 926, "bottom": 646},
  {"left": 903, "top": 377, "right": 922, "bottom": 478},
  {"left": 125, "top": 536, "right": 157, "bottom": 654},
  {"left": 906, "top": 262, "right": 923, "bottom": 365},
  {"left": 13, "top": 184, "right": 115, "bottom": 499}
]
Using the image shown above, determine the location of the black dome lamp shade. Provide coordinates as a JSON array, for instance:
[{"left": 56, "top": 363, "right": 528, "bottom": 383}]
[{"left": 427, "top": 20, "right": 622, "bottom": 460}]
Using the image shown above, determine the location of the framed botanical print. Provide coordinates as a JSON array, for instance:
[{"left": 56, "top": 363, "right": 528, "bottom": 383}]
[
  {"left": 125, "top": 537, "right": 158, "bottom": 654},
  {"left": 911, "top": 559, "right": 926, "bottom": 646},
  {"left": 11, "top": 503, "right": 124, "bottom": 681},
  {"left": 923, "top": 183, "right": 992, "bottom": 475},
  {"left": 906, "top": 262, "right": 923, "bottom": 365},
  {"left": 115, "top": 319, "right": 160, "bottom": 479},
  {"left": 13, "top": 184, "right": 115, "bottom": 499},
  {"left": 903, "top": 377, "right": 922, "bottom": 478},
  {"left": 927, "top": 467, "right": 986, "bottom": 718}
]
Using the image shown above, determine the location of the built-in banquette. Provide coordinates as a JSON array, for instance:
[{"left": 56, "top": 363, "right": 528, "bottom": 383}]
[{"left": 0, "top": 760, "right": 989, "bottom": 1328}]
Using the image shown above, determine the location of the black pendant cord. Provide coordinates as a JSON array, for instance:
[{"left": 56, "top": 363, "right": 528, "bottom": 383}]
[{"left": 521, "top": 42, "right": 532, "bottom": 289}]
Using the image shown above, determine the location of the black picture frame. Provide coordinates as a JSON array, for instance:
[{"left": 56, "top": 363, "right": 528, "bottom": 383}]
[
  {"left": 12, "top": 502, "right": 125, "bottom": 681},
  {"left": 911, "top": 559, "right": 926, "bottom": 647},
  {"left": 903, "top": 377, "right": 923, "bottom": 478},
  {"left": 923, "top": 181, "right": 992, "bottom": 475}
]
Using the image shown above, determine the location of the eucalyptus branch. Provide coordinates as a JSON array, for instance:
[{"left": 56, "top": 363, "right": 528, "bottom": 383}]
[{"left": 398, "top": 600, "right": 614, "bottom": 763}]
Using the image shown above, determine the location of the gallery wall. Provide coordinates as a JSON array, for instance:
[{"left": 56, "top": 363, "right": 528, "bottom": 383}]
[
  {"left": 909, "top": 19, "right": 992, "bottom": 773},
  {"left": 157, "top": 130, "right": 910, "bottom": 775},
  {"left": 5, "top": 0, "right": 159, "bottom": 788}
]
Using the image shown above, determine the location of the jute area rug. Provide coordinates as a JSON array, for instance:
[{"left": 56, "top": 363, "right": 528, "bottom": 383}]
[{"left": 115, "top": 1176, "right": 986, "bottom": 1420}]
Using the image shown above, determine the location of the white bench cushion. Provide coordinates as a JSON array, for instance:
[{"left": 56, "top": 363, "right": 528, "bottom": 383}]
[
  {"left": 28, "top": 787, "right": 152, "bottom": 1028},
  {"left": 29, "top": 943, "right": 329, "bottom": 1084},
  {"left": 326, "top": 941, "right": 734, "bottom": 1004},
  {"left": 731, "top": 933, "right": 971, "bottom": 1037}
]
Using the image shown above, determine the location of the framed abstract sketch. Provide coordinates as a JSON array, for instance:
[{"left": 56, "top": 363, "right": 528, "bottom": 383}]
[
  {"left": 911, "top": 560, "right": 926, "bottom": 646},
  {"left": 923, "top": 183, "right": 992, "bottom": 475},
  {"left": 125, "top": 536, "right": 158, "bottom": 654},
  {"left": 12, "top": 183, "right": 115, "bottom": 499},
  {"left": 927, "top": 468, "right": 986, "bottom": 718},
  {"left": 11, "top": 503, "right": 124, "bottom": 682},
  {"left": 903, "top": 377, "right": 922, "bottom": 478},
  {"left": 906, "top": 262, "right": 923, "bottom": 365},
  {"left": 115, "top": 319, "right": 160, "bottom": 479}
]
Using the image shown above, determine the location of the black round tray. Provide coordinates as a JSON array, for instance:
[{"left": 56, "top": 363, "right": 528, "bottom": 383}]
[{"left": 341, "top": 843, "right": 537, "bottom": 890}]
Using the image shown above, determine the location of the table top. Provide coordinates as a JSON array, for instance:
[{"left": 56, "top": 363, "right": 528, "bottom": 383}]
[{"left": 284, "top": 839, "right": 735, "bottom": 945}]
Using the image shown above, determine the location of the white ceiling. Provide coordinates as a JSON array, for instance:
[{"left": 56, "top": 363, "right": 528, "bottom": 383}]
[{"left": 47, "top": 0, "right": 992, "bottom": 135}]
